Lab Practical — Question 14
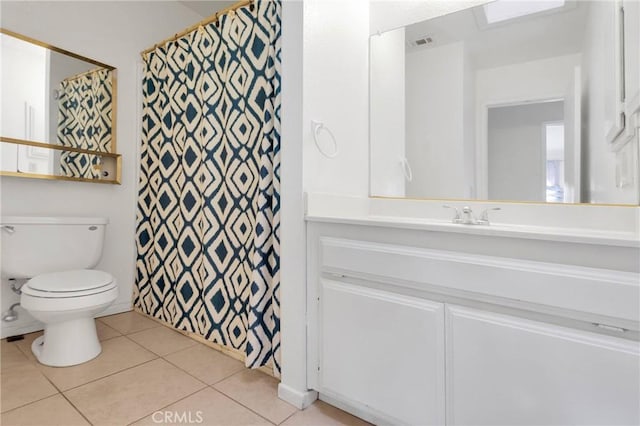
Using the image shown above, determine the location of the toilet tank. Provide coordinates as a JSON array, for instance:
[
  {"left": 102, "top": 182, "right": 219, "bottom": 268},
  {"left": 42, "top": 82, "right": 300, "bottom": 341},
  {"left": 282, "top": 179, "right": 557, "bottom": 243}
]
[{"left": 0, "top": 216, "right": 108, "bottom": 278}]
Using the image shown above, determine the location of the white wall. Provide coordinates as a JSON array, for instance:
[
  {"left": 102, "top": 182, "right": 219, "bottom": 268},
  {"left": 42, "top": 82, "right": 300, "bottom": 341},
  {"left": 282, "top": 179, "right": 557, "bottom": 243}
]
[
  {"left": 370, "top": 27, "right": 405, "bottom": 197},
  {"left": 405, "top": 42, "right": 466, "bottom": 199},
  {"left": 276, "top": 0, "right": 371, "bottom": 406},
  {"left": 279, "top": 0, "right": 317, "bottom": 409},
  {"left": 0, "top": 1, "right": 204, "bottom": 338},
  {"left": 487, "top": 101, "right": 564, "bottom": 202},
  {"left": 475, "top": 54, "right": 581, "bottom": 198},
  {"left": 476, "top": 54, "right": 581, "bottom": 110},
  {"left": 462, "top": 44, "right": 476, "bottom": 199},
  {"left": 302, "top": 0, "right": 370, "bottom": 197}
]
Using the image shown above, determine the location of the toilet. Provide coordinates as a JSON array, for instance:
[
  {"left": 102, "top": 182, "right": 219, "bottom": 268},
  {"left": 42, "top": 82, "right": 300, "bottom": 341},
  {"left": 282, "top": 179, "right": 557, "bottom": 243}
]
[{"left": 0, "top": 216, "right": 118, "bottom": 367}]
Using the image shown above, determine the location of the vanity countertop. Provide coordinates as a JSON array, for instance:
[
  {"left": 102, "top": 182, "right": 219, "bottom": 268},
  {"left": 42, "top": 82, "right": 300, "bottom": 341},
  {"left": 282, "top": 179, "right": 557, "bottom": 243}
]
[
  {"left": 304, "top": 194, "right": 640, "bottom": 248},
  {"left": 305, "top": 214, "right": 640, "bottom": 248}
]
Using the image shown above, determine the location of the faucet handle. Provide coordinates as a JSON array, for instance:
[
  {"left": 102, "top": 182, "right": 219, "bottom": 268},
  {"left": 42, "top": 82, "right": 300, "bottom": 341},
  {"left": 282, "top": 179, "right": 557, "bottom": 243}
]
[
  {"left": 479, "top": 207, "right": 501, "bottom": 224},
  {"left": 443, "top": 205, "right": 462, "bottom": 223},
  {"left": 1, "top": 225, "right": 15, "bottom": 234}
]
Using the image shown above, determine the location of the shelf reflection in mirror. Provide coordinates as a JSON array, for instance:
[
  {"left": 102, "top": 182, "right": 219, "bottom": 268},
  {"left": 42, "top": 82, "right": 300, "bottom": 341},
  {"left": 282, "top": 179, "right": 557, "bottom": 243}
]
[
  {"left": 0, "top": 29, "right": 116, "bottom": 153},
  {"left": 0, "top": 140, "right": 121, "bottom": 184},
  {"left": 370, "top": 0, "right": 640, "bottom": 205}
]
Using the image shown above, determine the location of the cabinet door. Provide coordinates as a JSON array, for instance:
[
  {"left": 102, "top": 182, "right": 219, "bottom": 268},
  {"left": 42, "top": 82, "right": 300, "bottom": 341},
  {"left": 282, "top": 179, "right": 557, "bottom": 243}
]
[
  {"left": 320, "top": 279, "right": 445, "bottom": 425},
  {"left": 446, "top": 305, "right": 640, "bottom": 425}
]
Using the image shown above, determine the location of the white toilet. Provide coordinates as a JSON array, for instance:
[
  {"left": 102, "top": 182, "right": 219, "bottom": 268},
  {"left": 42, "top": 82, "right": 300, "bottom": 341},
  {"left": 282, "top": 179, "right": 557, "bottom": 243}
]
[{"left": 0, "top": 216, "right": 118, "bottom": 367}]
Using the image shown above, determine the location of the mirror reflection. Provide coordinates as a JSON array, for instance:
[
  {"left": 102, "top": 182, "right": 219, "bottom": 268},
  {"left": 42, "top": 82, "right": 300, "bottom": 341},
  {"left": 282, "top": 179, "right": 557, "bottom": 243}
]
[
  {"left": 0, "top": 30, "right": 116, "bottom": 153},
  {"left": 370, "top": 0, "right": 640, "bottom": 204},
  {"left": 0, "top": 142, "right": 120, "bottom": 182}
]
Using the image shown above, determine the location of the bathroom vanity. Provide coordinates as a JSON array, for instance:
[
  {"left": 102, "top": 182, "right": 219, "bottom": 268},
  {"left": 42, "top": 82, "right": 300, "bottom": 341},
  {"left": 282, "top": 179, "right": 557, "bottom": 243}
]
[
  {"left": 304, "top": 195, "right": 639, "bottom": 425},
  {"left": 303, "top": 2, "right": 640, "bottom": 422}
]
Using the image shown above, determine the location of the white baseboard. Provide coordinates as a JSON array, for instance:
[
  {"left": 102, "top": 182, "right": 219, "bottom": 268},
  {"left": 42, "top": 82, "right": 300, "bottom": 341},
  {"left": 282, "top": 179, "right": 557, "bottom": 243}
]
[
  {"left": 319, "top": 392, "right": 403, "bottom": 426},
  {"left": 1, "top": 319, "right": 43, "bottom": 339},
  {"left": 278, "top": 383, "right": 318, "bottom": 409}
]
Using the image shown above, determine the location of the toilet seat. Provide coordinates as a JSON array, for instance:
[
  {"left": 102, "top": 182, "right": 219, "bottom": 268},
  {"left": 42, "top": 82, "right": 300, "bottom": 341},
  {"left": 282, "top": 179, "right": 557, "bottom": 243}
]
[{"left": 23, "top": 270, "right": 116, "bottom": 298}]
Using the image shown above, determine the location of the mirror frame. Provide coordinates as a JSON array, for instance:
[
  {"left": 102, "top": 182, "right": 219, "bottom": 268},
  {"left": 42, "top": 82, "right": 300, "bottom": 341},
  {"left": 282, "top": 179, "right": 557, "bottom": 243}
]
[
  {"left": 0, "top": 28, "right": 121, "bottom": 184},
  {"left": 0, "top": 139, "right": 122, "bottom": 184}
]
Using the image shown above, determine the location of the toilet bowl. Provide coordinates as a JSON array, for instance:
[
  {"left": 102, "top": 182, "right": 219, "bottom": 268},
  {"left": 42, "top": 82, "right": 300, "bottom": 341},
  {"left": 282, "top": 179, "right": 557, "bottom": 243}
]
[
  {"left": 1, "top": 216, "right": 118, "bottom": 367},
  {"left": 21, "top": 269, "right": 118, "bottom": 367}
]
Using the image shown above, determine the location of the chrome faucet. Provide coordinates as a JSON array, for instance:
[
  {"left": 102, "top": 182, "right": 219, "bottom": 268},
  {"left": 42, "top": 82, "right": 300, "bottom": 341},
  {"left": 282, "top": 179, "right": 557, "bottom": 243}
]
[
  {"left": 442, "top": 205, "right": 462, "bottom": 224},
  {"left": 443, "top": 205, "right": 501, "bottom": 225},
  {"left": 461, "top": 206, "right": 475, "bottom": 224},
  {"left": 477, "top": 207, "right": 501, "bottom": 225}
]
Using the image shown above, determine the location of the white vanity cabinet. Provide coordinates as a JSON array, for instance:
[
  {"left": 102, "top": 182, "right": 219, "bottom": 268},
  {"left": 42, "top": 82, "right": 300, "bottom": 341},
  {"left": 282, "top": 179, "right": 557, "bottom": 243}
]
[
  {"left": 319, "top": 279, "right": 445, "bottom": 425},
  {"left": 307, "top": 220, "right": 640, "bottom": 426},
  {"left": 445, "top": 305, "right": 640, "bottom": 425}
]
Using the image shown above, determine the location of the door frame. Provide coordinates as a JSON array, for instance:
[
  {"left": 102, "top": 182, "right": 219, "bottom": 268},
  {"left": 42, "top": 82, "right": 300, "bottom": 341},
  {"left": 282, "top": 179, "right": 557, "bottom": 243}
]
[{"left": 476, "top": 95, "right": 564, "bottom": 200}]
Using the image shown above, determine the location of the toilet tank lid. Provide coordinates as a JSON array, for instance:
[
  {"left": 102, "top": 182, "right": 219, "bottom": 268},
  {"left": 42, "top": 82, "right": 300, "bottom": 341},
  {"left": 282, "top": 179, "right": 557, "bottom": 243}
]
[{"left": 0, "top": 216, "right": 108, "bottom": 225}]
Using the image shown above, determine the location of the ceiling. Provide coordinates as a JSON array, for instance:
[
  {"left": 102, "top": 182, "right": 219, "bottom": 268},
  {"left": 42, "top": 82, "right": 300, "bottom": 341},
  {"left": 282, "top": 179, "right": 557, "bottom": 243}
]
[
  {"left": 179, "top": 1, "right": 237, "bottom": 18},
  {"left": 404, "top": 1, "right": 589, "bottom": 69}
]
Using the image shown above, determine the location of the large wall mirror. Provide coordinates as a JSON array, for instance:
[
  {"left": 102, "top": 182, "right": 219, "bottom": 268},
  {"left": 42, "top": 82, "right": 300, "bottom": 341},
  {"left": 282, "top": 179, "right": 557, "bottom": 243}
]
[
  {"left": 370, "top": 0, "right": 640, "bottom": 205},
  {"left": 0, "top": 29, "right": 120, "bottom": 183}
]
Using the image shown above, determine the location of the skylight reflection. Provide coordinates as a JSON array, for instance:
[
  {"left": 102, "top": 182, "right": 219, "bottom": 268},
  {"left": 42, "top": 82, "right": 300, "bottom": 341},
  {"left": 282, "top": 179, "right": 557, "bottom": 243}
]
[{"left": 484, "top": 0, "right": 566, "bottom": 24}]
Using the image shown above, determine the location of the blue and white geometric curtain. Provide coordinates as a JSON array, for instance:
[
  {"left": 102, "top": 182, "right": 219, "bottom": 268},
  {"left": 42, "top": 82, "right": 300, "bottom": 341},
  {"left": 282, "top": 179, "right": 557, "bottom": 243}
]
[
  {"left": 58, "top": 67, "right": 113, "bottom": 178},
  {"left": 134, "top": 0, "right": 281, "bottom": 375}
]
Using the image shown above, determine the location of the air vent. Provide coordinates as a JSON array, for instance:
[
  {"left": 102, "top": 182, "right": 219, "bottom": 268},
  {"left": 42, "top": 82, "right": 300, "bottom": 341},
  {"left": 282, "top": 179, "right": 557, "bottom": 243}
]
[{"left": 408, "top": 35, "right": 435, "bottom": 48}]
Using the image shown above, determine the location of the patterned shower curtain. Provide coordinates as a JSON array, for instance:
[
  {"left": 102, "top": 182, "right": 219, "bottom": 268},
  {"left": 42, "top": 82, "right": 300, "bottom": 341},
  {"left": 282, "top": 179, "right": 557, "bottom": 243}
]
[
  {"left": 134, "top": 0, "right": 281, "bottom": 375},
  {"left": 58, "top": 67, "right": 113, "bottom": 178}
]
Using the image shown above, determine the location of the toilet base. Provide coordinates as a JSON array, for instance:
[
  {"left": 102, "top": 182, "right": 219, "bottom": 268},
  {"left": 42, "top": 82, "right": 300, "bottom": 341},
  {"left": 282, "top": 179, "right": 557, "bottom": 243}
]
[{"left": 32, "top": 317, "right": 102, "bottom": 367}]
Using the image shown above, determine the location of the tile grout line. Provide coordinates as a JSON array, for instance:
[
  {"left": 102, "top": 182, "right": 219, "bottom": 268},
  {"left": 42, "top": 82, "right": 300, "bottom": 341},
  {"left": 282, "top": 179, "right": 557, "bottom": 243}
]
[
  {"left": 161, "top": 352, "right": 247, "bottom": 389},
  {"left": 210, "top": 379, "right": 295, "bottom": 426},
  {"left": 278, "top": 409, "right": 299, "bottom": 425},
  {"left": 2, "top": 352, "right": 92, "bottom": 425},
  {"left": 2, "top": 332, "right": 156, "bottom": 421},
  {"left": 3, "top": 315, "right": 194, "bottom": 423},
  {"left": 0, "top": 392, "right": 61, "bottom": 417},
  {"left": 10, "top": 337, "right": 39, "bottom": 360},
  {"left": 35, "top": 334, "right": 159, "bottom": 393},
  {"left": 108, "top": 325, "right": 160, "bottom": 336},
  {"left": 1, "top": 344, "right": 62, "bottom": 415},
  {"left": 124, "top": 385, "right": 209, "bottom": 426},
  {"left": 58, "top": 391, "right": 95, "bottom": 426},
  {"left": 4, "top": 314, "right": 297, "bottom": 425},
  {"left": 207, "top": 385, "right": 279, "bottom": 426},
  {"left": 59, "top": 357, "right": 159, "bottom": 393},
  {"left": 9, "top": 332, "right": 123, "bottom": 362},
  {"left": 125, "top": 334, "right": 199, "bottom": 358}
]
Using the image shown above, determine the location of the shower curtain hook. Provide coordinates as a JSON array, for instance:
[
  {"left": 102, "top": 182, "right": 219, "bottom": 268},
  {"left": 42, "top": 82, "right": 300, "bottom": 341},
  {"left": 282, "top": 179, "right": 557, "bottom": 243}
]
[
  {"left": 215, "top": 12, "right": 220, "bottom": 27},
  {"left": 249, "top": 2, "right": 255, "bottom": 12}
]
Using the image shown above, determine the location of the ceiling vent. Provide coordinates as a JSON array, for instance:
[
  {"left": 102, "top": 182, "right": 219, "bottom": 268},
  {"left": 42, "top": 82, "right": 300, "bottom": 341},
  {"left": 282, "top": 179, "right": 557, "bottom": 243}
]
[{"left": 408, "top": 35, "right": 435, "bottom": 48}]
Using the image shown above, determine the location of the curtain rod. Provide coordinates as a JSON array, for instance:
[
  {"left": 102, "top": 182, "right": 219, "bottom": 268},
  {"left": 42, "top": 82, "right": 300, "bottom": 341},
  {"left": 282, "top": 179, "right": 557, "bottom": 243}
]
[{"left": 140, "top": 0, "right": 254, "bottom": 58}]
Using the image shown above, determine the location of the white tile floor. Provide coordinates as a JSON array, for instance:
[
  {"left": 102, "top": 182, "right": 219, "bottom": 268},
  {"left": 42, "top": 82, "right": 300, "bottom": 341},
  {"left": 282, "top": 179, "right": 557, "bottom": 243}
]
[{"left": 1, "top": 311, "right": 370, "bottom": 426}]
